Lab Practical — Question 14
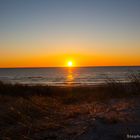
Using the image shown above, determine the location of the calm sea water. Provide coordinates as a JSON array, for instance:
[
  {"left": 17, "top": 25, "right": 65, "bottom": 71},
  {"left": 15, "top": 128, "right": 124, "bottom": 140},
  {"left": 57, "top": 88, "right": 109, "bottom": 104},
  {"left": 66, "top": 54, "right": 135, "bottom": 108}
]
[{"left": 0, "top": 67, "right": 140, "bottom": 86}]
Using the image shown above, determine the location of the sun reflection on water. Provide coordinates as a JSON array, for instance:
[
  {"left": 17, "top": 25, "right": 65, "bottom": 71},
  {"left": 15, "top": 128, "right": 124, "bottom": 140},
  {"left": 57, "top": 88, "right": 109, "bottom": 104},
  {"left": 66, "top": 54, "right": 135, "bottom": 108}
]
[{"left": 67, "top": 68, "right": 74, "bottom": 85}]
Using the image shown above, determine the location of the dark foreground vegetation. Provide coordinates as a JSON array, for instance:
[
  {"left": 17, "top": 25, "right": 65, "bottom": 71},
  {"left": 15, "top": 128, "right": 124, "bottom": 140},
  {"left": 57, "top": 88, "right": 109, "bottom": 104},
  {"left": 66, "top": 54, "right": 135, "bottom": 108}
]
[{"left": 0, "top": 74, "right": 140, "bottom": 140}]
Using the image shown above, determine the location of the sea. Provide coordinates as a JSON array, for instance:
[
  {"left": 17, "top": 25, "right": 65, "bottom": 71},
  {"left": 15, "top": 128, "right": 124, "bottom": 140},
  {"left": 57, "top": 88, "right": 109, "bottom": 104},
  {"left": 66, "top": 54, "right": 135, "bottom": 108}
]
[{"left": 0, "top": 66, "right": 140, "bottom": 86}]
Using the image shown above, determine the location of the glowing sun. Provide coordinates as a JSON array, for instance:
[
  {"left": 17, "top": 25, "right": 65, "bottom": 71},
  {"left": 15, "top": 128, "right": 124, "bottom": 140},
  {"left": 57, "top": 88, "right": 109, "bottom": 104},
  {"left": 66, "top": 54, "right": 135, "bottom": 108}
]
[{"left": 67, "top": 61, "right": 73, "bottom": 67}]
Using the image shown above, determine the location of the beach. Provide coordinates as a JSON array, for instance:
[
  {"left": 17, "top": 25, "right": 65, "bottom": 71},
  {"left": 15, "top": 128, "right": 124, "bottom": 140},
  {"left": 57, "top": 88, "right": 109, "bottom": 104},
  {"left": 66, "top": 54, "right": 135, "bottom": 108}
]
[{"left": 0, "top": 79, "right": 140, "bottom": 140}]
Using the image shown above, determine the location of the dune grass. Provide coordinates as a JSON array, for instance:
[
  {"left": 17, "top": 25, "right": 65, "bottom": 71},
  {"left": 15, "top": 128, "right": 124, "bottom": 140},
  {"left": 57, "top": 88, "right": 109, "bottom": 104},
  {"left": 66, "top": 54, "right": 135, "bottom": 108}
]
[{"left": 0, "top": 74, "right": 140, "bottom": 139}]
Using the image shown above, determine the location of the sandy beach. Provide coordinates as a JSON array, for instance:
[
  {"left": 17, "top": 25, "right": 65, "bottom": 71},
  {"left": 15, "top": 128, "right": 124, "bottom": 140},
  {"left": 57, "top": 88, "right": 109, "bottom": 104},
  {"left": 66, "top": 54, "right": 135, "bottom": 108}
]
[{"left": 0, "top": 80, "right": 140, "bottom": 140}]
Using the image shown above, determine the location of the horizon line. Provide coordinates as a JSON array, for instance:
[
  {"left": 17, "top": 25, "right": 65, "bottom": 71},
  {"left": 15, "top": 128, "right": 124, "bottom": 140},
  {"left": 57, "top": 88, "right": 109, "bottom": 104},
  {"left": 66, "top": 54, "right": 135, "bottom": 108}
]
[{"left": 0, "top": 65, "right": 140, "bottom": 69}]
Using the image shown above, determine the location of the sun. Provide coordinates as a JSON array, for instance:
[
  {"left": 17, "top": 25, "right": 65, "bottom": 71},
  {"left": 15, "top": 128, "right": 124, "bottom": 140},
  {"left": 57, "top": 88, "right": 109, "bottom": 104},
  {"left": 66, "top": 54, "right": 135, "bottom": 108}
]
[{"left": 67, "top": 61, "right": 73, "bottom": 67}]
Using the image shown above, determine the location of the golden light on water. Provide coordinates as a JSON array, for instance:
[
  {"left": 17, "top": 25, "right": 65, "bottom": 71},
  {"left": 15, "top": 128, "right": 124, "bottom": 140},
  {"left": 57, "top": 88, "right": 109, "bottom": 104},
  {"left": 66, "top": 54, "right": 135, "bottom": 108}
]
[{"left": 67, "top": 68, "right": 74, "bottom": 85}]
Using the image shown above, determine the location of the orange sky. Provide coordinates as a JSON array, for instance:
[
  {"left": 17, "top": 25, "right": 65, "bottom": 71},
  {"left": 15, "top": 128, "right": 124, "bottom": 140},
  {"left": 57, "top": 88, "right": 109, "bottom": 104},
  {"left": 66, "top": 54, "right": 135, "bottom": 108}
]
[
  {"left": 0, "top": 50, "right": 140, "bottom": 68},
  {"left": 0, "top": 40, "right": 140, "bottom": 67},
  {"left": 0, "top": 0, "right": 140, "bottom": 67}
]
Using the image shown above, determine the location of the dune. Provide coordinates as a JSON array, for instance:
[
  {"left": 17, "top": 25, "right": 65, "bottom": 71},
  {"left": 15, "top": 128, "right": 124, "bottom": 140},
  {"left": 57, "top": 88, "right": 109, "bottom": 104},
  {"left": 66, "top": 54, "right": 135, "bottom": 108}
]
[{"left": 0, "top": 76, "right": 140, "bottom": 139}]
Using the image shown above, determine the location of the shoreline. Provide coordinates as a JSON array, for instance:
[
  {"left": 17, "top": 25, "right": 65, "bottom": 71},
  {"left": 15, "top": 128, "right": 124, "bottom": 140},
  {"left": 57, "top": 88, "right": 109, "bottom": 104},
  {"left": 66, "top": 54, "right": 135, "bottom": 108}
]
[
  {"left": 0, "top": 80, "right": 140, "bottom": 99},
  {"left": 0, "top": 80, "right": 132, "bottom": 87}
]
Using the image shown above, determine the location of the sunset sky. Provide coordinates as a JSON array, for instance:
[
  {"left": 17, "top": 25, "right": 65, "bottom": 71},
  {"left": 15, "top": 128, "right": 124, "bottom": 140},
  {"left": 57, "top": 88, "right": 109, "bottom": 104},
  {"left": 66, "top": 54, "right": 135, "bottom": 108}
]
[{"left": 0, "top": 0, "right": 140, "bottom": 67}]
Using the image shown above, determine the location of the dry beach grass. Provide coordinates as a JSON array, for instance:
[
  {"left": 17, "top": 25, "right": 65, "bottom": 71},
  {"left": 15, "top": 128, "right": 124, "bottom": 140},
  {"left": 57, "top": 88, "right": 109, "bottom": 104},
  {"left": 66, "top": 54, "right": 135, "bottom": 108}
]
[{"left": 0, "top": 74, "right": 140, "bottom": 140}]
